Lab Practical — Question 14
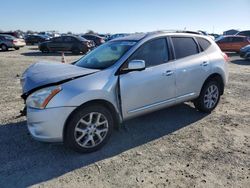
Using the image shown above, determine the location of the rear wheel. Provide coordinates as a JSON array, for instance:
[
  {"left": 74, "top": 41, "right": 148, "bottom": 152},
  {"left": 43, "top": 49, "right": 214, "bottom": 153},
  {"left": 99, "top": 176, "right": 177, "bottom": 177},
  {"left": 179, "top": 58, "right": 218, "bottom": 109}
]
[
  {"left": 64, "top": 105, "right": 114, "bottom": 153},
  {"left": 194, "top": 80, "right": 221, "bottom": 113},
  {"left": 1, "top": 44, "right": 8, "bottom": 51},
  {"left": 14, "top": 47, "right": 20, "bottom": 50},
  {"left": 40, "top": 46, "right": 49, "bottom": 53}
]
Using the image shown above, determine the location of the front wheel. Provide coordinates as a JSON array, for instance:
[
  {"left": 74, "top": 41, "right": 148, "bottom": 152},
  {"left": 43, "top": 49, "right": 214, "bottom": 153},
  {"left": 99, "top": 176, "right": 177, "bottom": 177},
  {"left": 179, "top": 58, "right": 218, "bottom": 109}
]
[
  {"left": 1, "top": 44, "right": 8, "bottom": 51},
  {"left": 194, "top": 80, "right": 221, "bottom": 113},
  {"left": 64, "top": 105, "right": 114, "bottom": 153}
]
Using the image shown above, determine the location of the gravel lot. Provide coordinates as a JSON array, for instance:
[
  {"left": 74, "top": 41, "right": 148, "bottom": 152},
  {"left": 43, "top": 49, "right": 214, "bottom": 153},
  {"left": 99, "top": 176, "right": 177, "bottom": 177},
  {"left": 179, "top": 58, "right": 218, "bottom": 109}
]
[{"left": 0, "top": 46, "right": 249, "bottom": 188}]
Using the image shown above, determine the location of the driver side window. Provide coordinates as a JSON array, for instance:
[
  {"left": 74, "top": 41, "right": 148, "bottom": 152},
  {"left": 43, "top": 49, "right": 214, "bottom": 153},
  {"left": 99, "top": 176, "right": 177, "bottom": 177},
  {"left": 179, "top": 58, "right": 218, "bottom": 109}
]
[{"left": 128, "top": 38, "right": 169, "bottom": 68}]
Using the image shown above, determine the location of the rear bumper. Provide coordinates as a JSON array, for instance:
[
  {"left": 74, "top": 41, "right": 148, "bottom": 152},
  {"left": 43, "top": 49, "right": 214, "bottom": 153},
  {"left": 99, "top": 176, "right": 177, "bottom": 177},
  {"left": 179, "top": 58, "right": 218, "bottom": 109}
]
[
  {"left": 9, "top": 42, "right": 26, "bottom": 48},
  {"left": 26, "top": 106, "right": 76, "bottom": 142},
  {"left": 13, "top": 43, "right": 26, "bottom": 47}
]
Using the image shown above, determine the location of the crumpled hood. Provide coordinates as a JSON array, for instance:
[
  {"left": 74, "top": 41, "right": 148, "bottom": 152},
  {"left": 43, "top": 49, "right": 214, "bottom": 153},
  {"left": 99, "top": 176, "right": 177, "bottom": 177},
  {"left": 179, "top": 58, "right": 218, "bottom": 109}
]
[{"left": 21, "top": 61, "right": 99, "bottom": 95}]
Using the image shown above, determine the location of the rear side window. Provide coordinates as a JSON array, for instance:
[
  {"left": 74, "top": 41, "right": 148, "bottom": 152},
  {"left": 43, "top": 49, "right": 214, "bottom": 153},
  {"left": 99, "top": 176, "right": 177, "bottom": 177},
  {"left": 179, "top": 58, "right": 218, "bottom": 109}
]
[
  {"left": 128, "top": 38, "right": 169, "bottom": 67},
  {"left": 196, "top": 37, "right": 211, "bottom": 51},
  {"left": 63, "top": 36, "right": 75, "bottom": 42},
  {"left": 219, "top": 37, "right": 232, "bottom": 43},
  {"left": 171, "top": 37, "right": 199, "bottom": 59},
  {"left": 84, "top": 35, "right": 94, "bottom": 40},
  {"left": 53, "top": 37, "right": 63, "bottom": 42},
  {"left": 232, "top": 37, "right": 244, "bottom": 42}
]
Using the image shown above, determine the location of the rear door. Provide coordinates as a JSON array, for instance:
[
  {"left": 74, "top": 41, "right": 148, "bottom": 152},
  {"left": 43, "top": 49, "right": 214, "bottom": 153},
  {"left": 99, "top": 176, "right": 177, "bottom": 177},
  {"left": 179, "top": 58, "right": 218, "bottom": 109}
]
[
  {"left": 217, "top": 37, "right": 232, "bottom": 51},
  {"left": 119, "top": 37, "right": 176, "bottom": 119},
  {"left": 62, "top": 36, "right": 75, "bottom": 51},
  {"left": 231, "top": 37, "right": 247, "bottom": 52},
  {"left": 48, "top": 37, "right": 63, "bottom": 51},
  {"left": 171, "top": 36, "right": 211, "bottom": 101}
]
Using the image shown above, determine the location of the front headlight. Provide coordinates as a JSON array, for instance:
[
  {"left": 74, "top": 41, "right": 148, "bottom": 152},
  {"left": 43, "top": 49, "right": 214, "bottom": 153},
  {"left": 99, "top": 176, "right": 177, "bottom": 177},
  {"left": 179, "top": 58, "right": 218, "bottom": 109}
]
[{"left": 26, "top": 86, "right": 62, "bottom": 109}]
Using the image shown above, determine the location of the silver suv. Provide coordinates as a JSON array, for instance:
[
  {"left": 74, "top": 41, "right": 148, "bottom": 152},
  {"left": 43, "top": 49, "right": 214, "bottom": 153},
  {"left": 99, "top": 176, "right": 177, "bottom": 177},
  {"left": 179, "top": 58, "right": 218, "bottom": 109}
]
[{"left": 21, "top": 32, "right": 229, "bottom": 153}]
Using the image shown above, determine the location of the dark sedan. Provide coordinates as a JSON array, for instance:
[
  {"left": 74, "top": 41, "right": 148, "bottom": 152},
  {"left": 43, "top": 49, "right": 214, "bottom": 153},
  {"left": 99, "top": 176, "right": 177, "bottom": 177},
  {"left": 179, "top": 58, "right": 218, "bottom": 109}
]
[
  {"left": 39, "top": 35, "right": 92, "bottom": 54},
  {"left": 25, "top": 35, "right": 50, "bottom": 45}
]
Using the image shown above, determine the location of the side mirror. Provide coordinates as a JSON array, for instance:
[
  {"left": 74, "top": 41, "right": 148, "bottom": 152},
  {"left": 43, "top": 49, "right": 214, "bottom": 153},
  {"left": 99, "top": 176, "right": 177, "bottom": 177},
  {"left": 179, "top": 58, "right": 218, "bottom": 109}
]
[{"left": 127, "top": 60, "right": 145, "bottom": 71}]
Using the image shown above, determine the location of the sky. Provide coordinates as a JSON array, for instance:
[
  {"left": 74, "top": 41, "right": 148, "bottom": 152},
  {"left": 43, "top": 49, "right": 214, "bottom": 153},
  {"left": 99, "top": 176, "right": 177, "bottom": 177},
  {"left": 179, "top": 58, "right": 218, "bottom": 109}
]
[{"left": 0, "top": 0, "right": 249, "bottom": 34}]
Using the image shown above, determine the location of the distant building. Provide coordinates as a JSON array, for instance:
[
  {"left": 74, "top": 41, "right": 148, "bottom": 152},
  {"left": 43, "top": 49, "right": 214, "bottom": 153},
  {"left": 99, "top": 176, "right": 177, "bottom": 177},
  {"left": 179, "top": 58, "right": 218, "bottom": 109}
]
[{"left": 223, "top": 29, "right": 239, "bottom": 35}]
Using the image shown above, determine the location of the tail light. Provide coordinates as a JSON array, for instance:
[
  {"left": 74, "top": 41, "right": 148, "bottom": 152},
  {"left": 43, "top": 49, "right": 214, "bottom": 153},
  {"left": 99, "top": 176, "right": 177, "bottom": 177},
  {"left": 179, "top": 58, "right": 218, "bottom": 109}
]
[
  {"left": 222, "top": 52, "right": 229, "bottom": 62},
  {"left": 100, "top": 38, "right": 105, "bottom": 43},
  {"left": 83, "top": 41, "right": 90, "bottom": 47},
  {"left": 13, "top": 39, "right": 18, "bottom": 43}
]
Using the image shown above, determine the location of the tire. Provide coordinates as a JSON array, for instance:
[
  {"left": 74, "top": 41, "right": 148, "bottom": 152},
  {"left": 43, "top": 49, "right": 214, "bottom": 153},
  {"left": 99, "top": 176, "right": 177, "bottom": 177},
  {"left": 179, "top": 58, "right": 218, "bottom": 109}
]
[
  {"left": 64, "top": 105, "right": 114, "bottom": 153},
  {"left": 193, "top": 80, "right": 221, "bottom": 113},
  {"left": 1, "top": 44, "right": 8, "bottom": 51},
  {"left": 14, "top": 47, "right": 20, "bottom": 50},
  {"left": 40, "top": 46, "right": 49, "bottom": 53}
]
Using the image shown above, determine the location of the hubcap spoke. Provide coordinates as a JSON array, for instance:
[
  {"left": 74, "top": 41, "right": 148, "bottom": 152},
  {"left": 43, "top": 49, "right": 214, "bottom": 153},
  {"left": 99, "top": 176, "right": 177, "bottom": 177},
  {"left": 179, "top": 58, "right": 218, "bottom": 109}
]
[
  {"left": 80, "top": 118, "right": 90, "bottom": 126},
  {"left": 89, "top": 136, "right": 95, "bottom": 146},
  {"left": 204, "top": 84, "right": 219, "bottom": 109},
  {"left": 82, "top": 135, "right": 91, "bottom": 146},
  {"left": 96, "top": 120, "right": 108, "bottom": 127}
]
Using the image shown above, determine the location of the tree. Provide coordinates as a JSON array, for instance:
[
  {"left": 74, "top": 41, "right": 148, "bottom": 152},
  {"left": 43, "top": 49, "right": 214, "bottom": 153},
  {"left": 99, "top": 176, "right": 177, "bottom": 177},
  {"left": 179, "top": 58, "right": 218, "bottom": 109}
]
[{"left": 86, "top": 30, "right": 95, "bottom": 34}]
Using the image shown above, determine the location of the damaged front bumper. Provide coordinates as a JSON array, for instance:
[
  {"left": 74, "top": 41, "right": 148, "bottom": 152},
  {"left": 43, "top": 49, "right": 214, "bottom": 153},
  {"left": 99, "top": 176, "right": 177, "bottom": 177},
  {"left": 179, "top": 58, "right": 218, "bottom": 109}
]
[{"left": 26, "top": 106, "right": 76, "bottom": 142}]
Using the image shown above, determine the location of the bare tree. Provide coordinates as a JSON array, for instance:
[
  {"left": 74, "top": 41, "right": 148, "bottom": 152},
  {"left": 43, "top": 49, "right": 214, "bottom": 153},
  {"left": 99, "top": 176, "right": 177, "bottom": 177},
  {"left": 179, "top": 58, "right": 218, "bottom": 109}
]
[{"left": 86, "top": 30, "right": 95, "bottom": 34}]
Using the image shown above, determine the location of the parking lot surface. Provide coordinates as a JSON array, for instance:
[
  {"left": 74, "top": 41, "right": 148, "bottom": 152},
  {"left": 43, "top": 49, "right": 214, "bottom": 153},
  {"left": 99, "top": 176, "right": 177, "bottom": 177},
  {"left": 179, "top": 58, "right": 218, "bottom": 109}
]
[{"left": 0, "top": 47, "right": 249, "bottom": 187}]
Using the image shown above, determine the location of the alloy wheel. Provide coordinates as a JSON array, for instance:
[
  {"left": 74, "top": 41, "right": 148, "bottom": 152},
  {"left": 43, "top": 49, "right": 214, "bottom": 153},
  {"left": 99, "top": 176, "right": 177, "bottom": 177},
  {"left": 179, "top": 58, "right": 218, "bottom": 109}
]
[{"left": 74, "top": 112, "right": 109, "bottom": 148}]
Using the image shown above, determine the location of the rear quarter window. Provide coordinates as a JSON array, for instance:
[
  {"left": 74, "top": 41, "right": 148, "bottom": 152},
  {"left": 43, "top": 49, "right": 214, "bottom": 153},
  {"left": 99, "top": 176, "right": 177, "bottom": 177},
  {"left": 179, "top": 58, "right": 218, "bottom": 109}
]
[
  {"left": 232, "top": 37, "right": 244, "bottom": 42},
  {"left": 196, "top": 37, "right": 211, "bottom": 51},
  {"left": 171, "top": 37, "right": 199, "bottom": 59},
  {"left": 238, "top": 31, "right": 250, "bottom": 36}
]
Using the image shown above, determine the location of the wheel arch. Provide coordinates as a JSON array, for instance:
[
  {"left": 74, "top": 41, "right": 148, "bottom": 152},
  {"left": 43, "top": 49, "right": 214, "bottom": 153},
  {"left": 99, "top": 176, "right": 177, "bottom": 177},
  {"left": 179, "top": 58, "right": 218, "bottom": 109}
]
[
  {"left": 63, "top": 99, "right": 122, "bottom": 141},
  {"left": 201, "top": 73, "right": 225, "bottom": 95}
]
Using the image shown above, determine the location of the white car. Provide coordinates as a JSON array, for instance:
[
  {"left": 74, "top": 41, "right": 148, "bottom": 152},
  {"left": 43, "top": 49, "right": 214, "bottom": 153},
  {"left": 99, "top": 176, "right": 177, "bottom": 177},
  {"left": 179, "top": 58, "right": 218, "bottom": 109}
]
[{"left": 0, "top": 34, "right": 26, "bottom": 51}]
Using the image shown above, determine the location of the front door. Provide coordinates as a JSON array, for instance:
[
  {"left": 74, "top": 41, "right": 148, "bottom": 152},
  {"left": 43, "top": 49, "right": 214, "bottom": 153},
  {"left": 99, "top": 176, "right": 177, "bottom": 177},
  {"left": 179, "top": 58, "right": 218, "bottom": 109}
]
[
  {"left": 48, "top": 37, "right": 63, "bottom": 51},
  {"left": 119, "top": 38, "right": 176, "bottom": 119}
]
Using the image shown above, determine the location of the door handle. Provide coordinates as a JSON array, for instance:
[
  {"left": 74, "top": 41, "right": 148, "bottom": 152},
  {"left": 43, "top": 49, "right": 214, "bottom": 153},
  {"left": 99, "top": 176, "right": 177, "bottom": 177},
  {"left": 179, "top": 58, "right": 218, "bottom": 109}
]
[
  {"left": 162, "top": 70, "right": 174, "bottom": 76},
  {"left": 201, "top": 61, "right": 209, "bottom": 66}
]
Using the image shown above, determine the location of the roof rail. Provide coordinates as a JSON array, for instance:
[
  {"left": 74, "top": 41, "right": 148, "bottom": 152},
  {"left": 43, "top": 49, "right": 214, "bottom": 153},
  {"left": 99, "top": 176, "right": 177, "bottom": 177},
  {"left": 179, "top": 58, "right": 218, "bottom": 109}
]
[{"left": 149, "top": 30, "right": 202, "bottom": 35}]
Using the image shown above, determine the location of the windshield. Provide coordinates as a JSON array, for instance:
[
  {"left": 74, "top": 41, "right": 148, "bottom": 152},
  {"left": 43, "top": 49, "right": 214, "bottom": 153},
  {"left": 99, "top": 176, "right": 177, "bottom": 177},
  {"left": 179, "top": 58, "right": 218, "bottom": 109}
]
[{"left": 75, "top": 41, "right": 136, "bottom": 69}]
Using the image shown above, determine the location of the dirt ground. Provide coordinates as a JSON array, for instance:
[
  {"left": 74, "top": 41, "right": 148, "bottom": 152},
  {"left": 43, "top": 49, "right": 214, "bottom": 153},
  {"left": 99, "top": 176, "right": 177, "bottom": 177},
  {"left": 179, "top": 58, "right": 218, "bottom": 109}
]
[{"left": 0, "top": 46, "right": 249, "bottom": 188}]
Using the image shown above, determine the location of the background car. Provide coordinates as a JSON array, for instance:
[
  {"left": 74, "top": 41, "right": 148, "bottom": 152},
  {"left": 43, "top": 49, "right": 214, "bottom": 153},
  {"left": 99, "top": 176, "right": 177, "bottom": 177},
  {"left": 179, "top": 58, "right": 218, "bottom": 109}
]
[
  {"left": 0, "top": 34, "right": 26, "bottom": 51},
  {"left": 107, "top": 33, "right": 130, "bottom": 41},
  {"left": 235, "top": 30, "right": 250, "bottom": 37},
  {"left": 0, "top": 31, "right": 24, "bottom": 39},
  {"left": 25, "top": 34, "right": 50, "bottom": 45},
  {"left": 240, "top": 45, "right": 250, "bottom": 59},
  {"left": 38, "top": 35, "right": 92, "bottom": 54},
  {"left": 216, "top": 35, "right": 250, "bottom": 53},
  {"left": 81, "top": 34, "right": 105, "bottom": 46}
]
